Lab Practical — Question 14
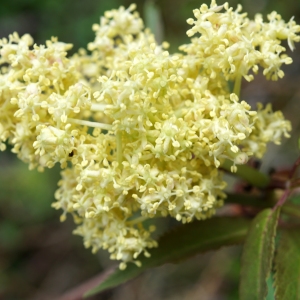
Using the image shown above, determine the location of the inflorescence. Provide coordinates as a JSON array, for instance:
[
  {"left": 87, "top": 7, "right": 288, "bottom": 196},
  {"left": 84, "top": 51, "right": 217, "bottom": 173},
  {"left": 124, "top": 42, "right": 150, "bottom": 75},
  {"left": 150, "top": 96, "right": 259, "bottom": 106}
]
[{"left": 0, "top": 1, "right": 299, "bottom": 269}]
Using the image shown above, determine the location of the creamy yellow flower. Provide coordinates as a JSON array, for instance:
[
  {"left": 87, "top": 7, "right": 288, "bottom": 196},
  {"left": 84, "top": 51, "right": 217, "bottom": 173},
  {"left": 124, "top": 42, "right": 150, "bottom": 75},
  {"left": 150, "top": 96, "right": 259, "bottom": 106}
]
[{"left": 0, "top": 2, "right": 297, "bottom": 267}]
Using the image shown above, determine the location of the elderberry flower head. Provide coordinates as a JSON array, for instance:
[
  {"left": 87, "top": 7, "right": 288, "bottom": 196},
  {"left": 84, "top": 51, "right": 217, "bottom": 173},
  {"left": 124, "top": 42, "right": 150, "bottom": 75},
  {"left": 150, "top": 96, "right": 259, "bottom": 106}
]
[{"left": 0, "top": 2, "right": 297, "bottom": 268}]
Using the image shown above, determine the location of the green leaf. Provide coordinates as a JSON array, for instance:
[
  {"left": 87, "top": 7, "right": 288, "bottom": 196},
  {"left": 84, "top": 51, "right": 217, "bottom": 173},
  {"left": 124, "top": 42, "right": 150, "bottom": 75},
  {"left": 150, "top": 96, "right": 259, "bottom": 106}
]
[
  {"left": 225, "top": 193, "right": 273, "bottom": 208},
  {"left": 239, "top": 208, "right": 280, "bottom": 300},
  {"left": 274, "top": 228, "right": 300, "bottom": 299},
  {"left": 85, "top": 216, "right": 251, "bottom": 297},
  {"left": 222, "top": 160, "right": 270, "bottom": 188}
]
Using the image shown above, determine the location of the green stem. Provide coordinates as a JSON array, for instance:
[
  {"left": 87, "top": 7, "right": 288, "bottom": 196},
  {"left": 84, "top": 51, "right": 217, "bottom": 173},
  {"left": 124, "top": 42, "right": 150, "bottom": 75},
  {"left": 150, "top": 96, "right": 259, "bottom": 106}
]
[
  {"left": 221, "top": 159, "right": 270, "bottom": 189},
  {"left": 116, "top": 131, "right": 122, "bottom": 165},
  {"left": 67, "top": 118, "right": 112, "bottom": 131},
  {"left": 91, "top": 103, "right": 115, "bottom": 111},
  {"left": 233, "top": 74, "right": 242, "bottom": 97},
  {"left": 127, "top": 216, "right": 148, "bottom": 225}
]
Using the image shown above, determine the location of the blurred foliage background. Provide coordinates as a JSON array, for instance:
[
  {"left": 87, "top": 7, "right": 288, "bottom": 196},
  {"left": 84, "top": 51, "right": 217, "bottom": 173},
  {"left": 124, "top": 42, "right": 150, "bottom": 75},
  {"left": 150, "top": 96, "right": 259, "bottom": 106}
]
[{"left": 0, "top": 0, "right": 300, "bottom": 299}]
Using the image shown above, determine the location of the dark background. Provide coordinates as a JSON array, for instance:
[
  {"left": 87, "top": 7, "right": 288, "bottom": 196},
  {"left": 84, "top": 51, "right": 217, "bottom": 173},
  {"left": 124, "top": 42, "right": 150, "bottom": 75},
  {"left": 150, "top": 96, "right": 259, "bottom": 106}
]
[{"left": 0, "top": 0, "right": 300, "bottom": 299}]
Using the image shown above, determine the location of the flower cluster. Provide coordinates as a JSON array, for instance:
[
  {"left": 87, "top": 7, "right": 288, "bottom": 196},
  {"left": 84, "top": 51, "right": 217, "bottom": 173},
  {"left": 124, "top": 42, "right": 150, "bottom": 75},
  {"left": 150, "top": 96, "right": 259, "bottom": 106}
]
[
  {"left": 0, "top": 2, "right": 298, "bottom": 268},
  {"left": 182, "top": 1, "right": 300, "bottom": 81}
]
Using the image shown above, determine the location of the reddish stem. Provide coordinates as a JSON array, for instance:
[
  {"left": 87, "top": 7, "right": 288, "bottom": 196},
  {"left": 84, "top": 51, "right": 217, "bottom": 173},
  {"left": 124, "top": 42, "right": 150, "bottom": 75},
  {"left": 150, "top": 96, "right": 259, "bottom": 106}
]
[{"left": 274, "top": 156, "right": 300, "bottom": 210}]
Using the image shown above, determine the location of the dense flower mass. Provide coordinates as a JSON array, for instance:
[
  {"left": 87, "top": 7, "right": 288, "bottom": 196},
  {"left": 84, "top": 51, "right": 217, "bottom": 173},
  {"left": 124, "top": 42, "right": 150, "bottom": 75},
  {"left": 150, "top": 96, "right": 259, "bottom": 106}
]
[{"left": 0, "top": 1, "right": 298, "bottom": 268}]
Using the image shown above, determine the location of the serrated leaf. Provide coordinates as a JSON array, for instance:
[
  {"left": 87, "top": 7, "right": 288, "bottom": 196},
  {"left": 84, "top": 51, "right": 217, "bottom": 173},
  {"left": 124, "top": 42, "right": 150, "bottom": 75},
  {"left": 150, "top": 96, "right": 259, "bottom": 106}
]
[
  {"left": 85, "top": 216, "right": 251, "bottom": 297},
  {"left": 239, "top": 208, "right": 280, "bottom": 300},
  {"left": 275, "top": 228, "right": 300, "bottom": 300}
]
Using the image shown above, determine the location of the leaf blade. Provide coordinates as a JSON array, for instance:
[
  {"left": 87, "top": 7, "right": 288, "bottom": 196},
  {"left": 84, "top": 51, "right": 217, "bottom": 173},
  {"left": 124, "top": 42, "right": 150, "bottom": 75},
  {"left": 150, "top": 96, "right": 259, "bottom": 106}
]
[
  {"left": 222, "top": 160, "right": 270, "bottom": 188},
  {"left": 239, "top": 208, "right": 280, "bottom": 300},
  {"left": 275, "top": 228, "right": 300, "bottom": 300},
  {"left": 85, "top": 216, "right": 251, "bottom": 297}
]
